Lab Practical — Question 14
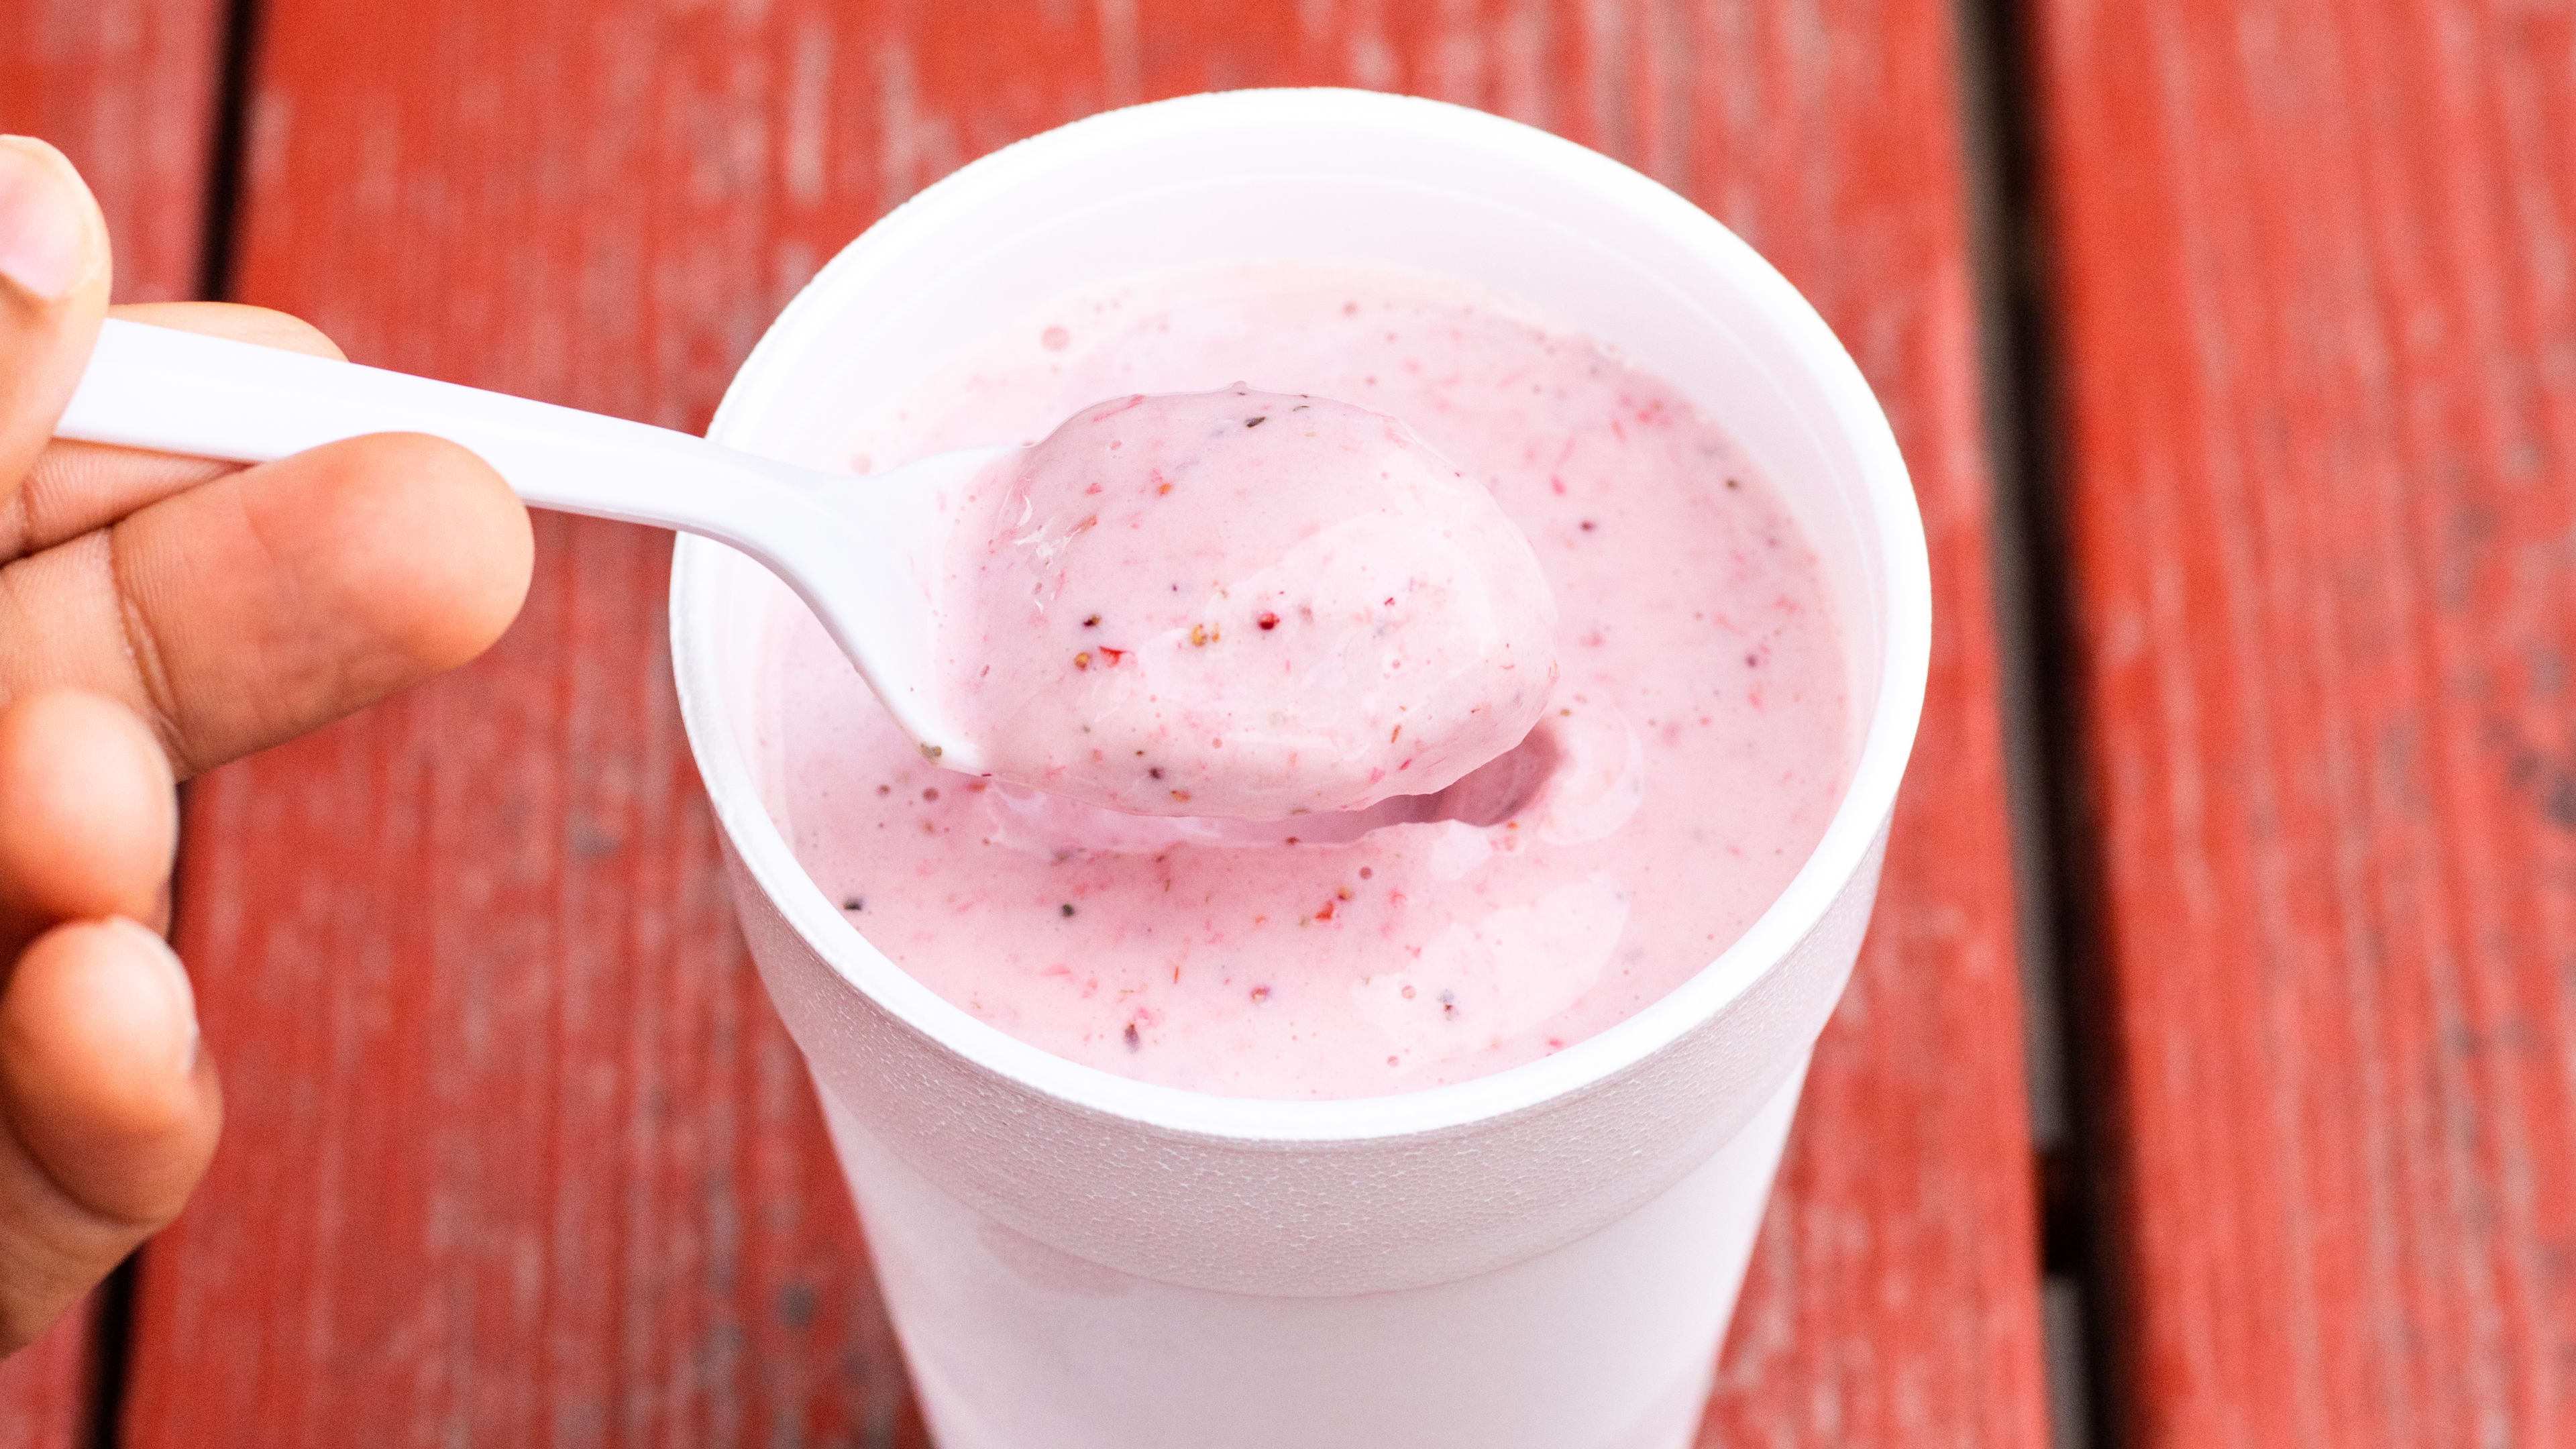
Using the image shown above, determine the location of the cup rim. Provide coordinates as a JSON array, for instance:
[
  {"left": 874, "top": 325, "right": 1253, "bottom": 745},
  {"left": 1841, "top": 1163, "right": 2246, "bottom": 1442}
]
[{"left": 673, "top": 87, "right": 1930, "bottom": 1145}]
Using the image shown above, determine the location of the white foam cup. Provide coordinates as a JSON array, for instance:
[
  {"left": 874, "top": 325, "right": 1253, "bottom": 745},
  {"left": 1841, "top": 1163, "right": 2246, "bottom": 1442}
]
[{"left": 672, "top": 89, "right": 1930, "bottom": 1449}]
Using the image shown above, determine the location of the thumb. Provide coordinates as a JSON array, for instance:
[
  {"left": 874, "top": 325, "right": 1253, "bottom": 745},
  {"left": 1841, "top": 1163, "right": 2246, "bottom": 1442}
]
[
  {"left": 0, "top": 136, "right": 110, "bottom": 501},
  {"left": 0, "top": 917, "right": 218, "bottom": 1353}
]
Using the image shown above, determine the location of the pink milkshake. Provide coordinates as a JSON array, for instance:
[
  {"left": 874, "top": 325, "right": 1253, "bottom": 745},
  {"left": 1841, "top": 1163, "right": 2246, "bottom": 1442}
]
[
  {"left": 759, "top": 262, "right": 1851, "bottom": 1099},
  {"left": 935, "top": 386, "right": 1558, "bottom": 819}
]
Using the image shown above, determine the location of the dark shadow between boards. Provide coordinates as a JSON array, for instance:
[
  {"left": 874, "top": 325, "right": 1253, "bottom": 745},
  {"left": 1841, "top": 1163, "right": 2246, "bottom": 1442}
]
[
  {"left": 1951, "top": 0, "right": 2125, "bottom": 1445},
  {"left": 87, "top": 0, "right": 271, "bottom": 1443}
]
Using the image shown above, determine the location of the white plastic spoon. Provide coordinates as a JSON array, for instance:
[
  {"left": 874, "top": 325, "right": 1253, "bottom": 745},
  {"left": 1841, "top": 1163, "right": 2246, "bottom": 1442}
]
[{"left": 57, "top": 317, "right": 1006, "bottom": 770}]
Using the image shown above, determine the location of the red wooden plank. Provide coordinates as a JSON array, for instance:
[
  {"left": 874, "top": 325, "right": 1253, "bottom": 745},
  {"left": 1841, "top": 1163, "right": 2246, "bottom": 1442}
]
[
  {"left": 125, "top": 4, "right": 2043, "bottom": 1445},
  {"left": 0, "top": 1, "right": 222, "bottom": 1442},
  {"left": 2031, "top": 1, "right": 2576, "bottom": 1443},
  {"left": 0, "top": 1324, "right": 87, "bottom": 1449}
]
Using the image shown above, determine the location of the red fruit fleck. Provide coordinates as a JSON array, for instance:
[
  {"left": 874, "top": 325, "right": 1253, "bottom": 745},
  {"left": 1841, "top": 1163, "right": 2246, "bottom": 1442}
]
[
  {"left": 1257, "top": 612, "right": 1280, "bottom": 631},
  {"left": 1315, "top": 900, "right": 1336, "bottom": 921}
]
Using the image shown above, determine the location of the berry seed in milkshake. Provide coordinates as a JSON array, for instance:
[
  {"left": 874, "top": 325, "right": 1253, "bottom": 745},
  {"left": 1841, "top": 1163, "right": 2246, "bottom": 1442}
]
[{"left": 757, "top": 262, "right": 1851, "bottom": 1099}]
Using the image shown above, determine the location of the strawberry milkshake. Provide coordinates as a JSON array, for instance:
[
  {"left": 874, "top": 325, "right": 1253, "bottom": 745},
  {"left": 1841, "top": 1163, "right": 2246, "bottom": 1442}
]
[
  {"left": 934, "top": 385, "right": 1558, "bottom": 820},
  {"left": 757, "top": 262, "right": 1851, "bottom": 1099}
]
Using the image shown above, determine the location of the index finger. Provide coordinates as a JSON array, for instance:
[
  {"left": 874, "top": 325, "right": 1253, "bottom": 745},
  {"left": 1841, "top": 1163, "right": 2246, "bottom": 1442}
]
[
  {"left": 4, "top": 303, "right": 345, "bottom": 564},
  {"left": 0, "top": 431, "right": 534, "bottom": 779}
]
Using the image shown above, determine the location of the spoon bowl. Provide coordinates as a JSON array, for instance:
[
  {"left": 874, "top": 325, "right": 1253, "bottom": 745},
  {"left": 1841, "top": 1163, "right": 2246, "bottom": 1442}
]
[{"left": 57, "top": 317, "right": 1006, "bottom": 771}]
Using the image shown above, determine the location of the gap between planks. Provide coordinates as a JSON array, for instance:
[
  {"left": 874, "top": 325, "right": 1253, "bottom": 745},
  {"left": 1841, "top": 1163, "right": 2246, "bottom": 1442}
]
[
  {"left": 1951, "top": 0, "right": 2108, "bottom": 1445},
  {"left": 88, "top": 0, "right": 271, "bottom": 1441}
]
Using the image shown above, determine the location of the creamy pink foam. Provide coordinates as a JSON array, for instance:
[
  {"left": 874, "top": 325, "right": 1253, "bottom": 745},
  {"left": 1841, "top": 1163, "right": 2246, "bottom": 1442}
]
[
  {"left": 760, "top": 264, "right": 1851, "bottom": 1098},
  {"left": 935, "top": 385, "right": 1556, "bottom": 819}
]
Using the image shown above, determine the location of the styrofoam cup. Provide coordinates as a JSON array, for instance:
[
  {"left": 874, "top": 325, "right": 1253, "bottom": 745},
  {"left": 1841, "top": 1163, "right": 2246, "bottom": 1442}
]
[{"left": 672, "top": 89, "right": 1929, "bottom": 1449}]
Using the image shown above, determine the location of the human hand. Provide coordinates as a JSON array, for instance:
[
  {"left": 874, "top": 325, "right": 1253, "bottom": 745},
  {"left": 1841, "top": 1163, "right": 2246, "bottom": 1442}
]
[{"left": 0, "top": 136, "right": 533, "bottom": 1352}]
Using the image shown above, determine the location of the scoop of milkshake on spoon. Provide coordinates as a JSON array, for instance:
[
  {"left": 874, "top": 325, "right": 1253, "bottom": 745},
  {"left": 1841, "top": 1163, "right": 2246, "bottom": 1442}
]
[{"left": 935, "top": 386, "right": 1556, "bottom": 820}]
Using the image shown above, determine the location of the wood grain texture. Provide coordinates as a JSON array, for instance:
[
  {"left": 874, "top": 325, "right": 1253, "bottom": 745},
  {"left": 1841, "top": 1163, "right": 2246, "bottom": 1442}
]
[
  {"left": 2031, "top": 1, "right": 2576, "bottom": 1443},
  {"left": 125, "top": 3, "right": 2043, "bottom": 1445},
  {"left": 0, "top": 1347, "right": 85, "bottom": 1449},
  {"left": 0, "top": 1, "right": 223, "bottom": 1442},
  {"left": 0, "top": 1315, "right": 87, "bottom": 1449},
  {"left": 0, "top": 1316, "right": 87, "bottom": 1449}
]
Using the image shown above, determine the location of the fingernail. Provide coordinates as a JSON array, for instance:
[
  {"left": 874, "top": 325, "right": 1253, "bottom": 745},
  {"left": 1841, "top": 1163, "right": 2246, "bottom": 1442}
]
[
  {"left": 102, "top": 915, "right": 199, "bottom": 1075},
  {"left": 0, "top": 137, "right": 91, "bottom": 301}
]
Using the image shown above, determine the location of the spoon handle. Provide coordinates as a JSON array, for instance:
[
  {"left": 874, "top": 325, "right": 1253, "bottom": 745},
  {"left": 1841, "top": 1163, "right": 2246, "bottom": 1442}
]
[{"left": 56, "top": 318, "right": 822, "bottom": 551}]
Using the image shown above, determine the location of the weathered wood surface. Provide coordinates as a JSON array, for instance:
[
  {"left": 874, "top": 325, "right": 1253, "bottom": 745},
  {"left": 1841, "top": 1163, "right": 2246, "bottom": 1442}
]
[
  {"left": 119, "top": 3, "right": 2045, "bottom": 1445},
  {"left": 0, "top": 1, "right": 221, "bottom": 1442},
  {"left": 2031, "top": 1, "right": 2576, "bottom": 1443}
]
